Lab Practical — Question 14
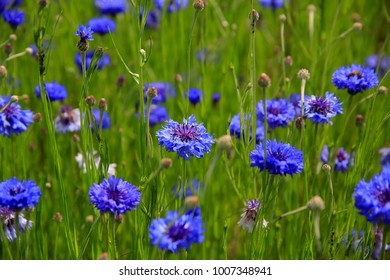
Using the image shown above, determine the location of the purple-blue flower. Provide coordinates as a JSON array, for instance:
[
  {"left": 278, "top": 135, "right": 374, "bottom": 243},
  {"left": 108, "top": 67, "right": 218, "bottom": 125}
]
[
  {"left": 354, "top": 169, "right": 390, "bottom": 225},
  {"left": 256, "top": 99, "right": 295, "bottom": 129},
  {"left": 212, "top": 92, "right": 221, "bottom": 105},
  {"left": 0, "top": 1, "right": 12, "bottom": 13},
  {"left": 92, "top": 108, "right": 110, "bottom": 129},
  {"left": 304, "top": 92, "right": 343, "bottom": 125},
  {"left": 149, "top": 209, "right": 204, "bottom": 253},
  {"left": 229, "top": 113, "right": 264, "bottom": 143},
  {"left": 75, "top": 51, "right": 110, "bottom": 73},
  {"left": 143, "top": 82, "right": 175, "bottom": 104},
  {"left": 186, "top": 88, "right": 203, "bottom": 105},
  {"left": 157, "top": 115, "right": 214, "bottom": 161},
  {"left": 320, "top": 145, "right": 329, "bottom": 163},
  {"left": 0, "top": 95, "right": 33, "bottom": 137},
  {"left": 2, "top": 9, "right": 24, "bottom": 28},
  {"left": 0, "top": 177, "right": 41, "bottom": 211},
  {"left": 250, "top": 139, "right": 304, "bottom": 176},
  {"left": 366, "top": 54, "right": 390, "bottom": 76},
  {"left": 88, "top": 176, "right": 141, "bottom": 216},
  {"left": 258, "top": 0, "right": 285, "bottom": 10},
  {"left": 289, "top": 93, "right": 301, "bottom": 117},
  {"left": 1, "top": 208, "right": 32, "bottom": 242},
  {"left": 88, "top": 17, "right": 116, "bottom": 35},
  {"left": 55, "top": 106, "right": 81, "bottom": 133},
  {"left": 148, "top": 105, "right": 169, "bottom": 126},
  {"left": 35, "top": 82, "right": 67, "bottom": 102},
  {"left": 154, "top": 0, "right": 189, "bottom": 13},
  {"left": 95, "top": 0, "right": 126, "bottom": 15},
  {"left": 332, "top": 64, "right": 379, "bottom": 95},
  {"left": 74, "top": 25, "right": 94, "bottom": 41},
  {"left": 334, "top": 148, "right": 350, "bottom": 172}
]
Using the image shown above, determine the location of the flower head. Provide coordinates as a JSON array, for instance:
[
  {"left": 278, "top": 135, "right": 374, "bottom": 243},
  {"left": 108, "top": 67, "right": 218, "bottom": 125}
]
[
  {"left": 95, "top": 0, "right": 126, "bottom": 15},
  {"left": 256, "top": 99, "right": 295, "bottom": 129},
  {"left": 148, "top": 105, "right": 169, "bottom": 126},
  {"left": 75, "top": 151, "right": 117, "bottom": 177},
  {"left": 229, "top": 113, "right": 264, "bottom": 143},
  {"left": 354, "top": 169, "right": 390, "bottom": 225},
  {"left": 0, "top": 177, "right": 41, "bottom": 211},
  {"left": 320, "top": 145, "right": 329, "bottom": 163},
  {"left": 157, "top": 115, "right": 214, "bottom": 161},
  {"left": 238, "top": 199, "right": 268, "bottom": 233},
  {"left": 0, "top": 95, "right": 33, "bottom": 137},
  {"left": 289, "top": 93, "right": 301, "bottom": 117},
  {"left": 55, "top": 106, "right": 81, "bottom": 133},
  {"left": 186, "top": 88, "right": 203, "bottom": 105},
  {"left": 75, "top": 51, "right": 110, "bottom": 73},
  {"left": 1, "top": 208, "right": 32, "bottom": 242},
  {"left": 332, "top": 64, "right": 379, "bottom": 95},
  {"left": 250, "top": 139, "right": 304, "bottom": 176},
  {"left": 90, "top": 108, "right": 111, "bottom": 130},
  {"left": 75, "top": 25, "right": 94, "bottom": 41},
  {"left": 2, "top": 9, "right": 25, "bottom": 28},
  {"left": 334, "top": 147, "right": 350, "bottom": 172},
  {"left": 154, "top": 0, "right": 189, "bottom": 13},
  {"left": 304, "top": 92, "right": 343, "bottom": 125},
  {"left": 88, "top": 176, "right": 141, "bottom": 216},
  {"left": 88, "top": 17, "right": 116, "bottom": 35},
  {"left": 149, "top": 209, "right": 204, "bottom": 253},
  {"left": 365, "top": 54, "right": 390, "bottom": 76},
  {"left": 258, "top": 0, "right": 285, "bottom": 10},
  {"left": 143, "top": 82, "right": 175, "bottom": 104},
  {"left": 35, "top": 82, "right": 67, "bottom": 102}
]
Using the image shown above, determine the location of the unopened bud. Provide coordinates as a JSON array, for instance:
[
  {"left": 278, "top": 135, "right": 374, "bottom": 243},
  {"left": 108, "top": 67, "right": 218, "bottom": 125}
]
[
  {"left": 217, "top": 135, "right": 232, "bottom": 151},
  {"left": 307, "top": 4, "right": 316, "bottom": 13},
  {"left": 25, "top": 48, "right": 33, "bottom": 55},
  {"left": 185, "top": 195, "right": 199, "bottom": 209},
  {"left": 33, "top": 112, "right": 42, "bottom": 122},
  {"left": 115, "top": 214, "right": 123, "bottom": 224},
  {"left": 353, "top": 22, "right": 363, "bottom": 31},
  {"left": 98, "top": 252, "right": 109, "bottom": 260},
  {"left": 322, "top": 163, "right": 331, "bottom": 173},
  {"left": 0, "top": 65, "right": 7, "bottom": 78},
  {"left": 307, "top": 195, "right": 325, "bottom": 211},
  {"left": 250, "top": 9, "right": 260, "bottom": 24},
  {"left": 378, "top": 86, "right": 388, "bottom": 95},
  {"left": 355, "top": 114, "right": 364, "bottom": 128},
  {"left": 116, "top": 74, "right": 125, "bottom": 88},
  {"left": 53, "top": 212, "right": 63, "bottom": 223},
  {"left": 297, "top": 69, "right": 310, "bottom": 80},
  {"left": 352, "top": 13, "right": 361, "bottom": 23},
  {"left": 279, "top": 14, "right": 286, "bottom": 23},
  {"left": 284, "top": 56, "right": 293, "bottom": 67},
  {"left": 295, "top": 117, "right": 304, "bottom": 130},
  {"left": 11, "top": 95, "right": 19, "bottom": 102},
  {"left": 85, "top": 215, "right": 94, "bottom": 223},
  {"left": 5, "top": 42, "right": 12, "bottom": 55},
  {"left": 193, "top": 0, "right": 205, "bottom": 11},
  {"left": 77, "top": 40, "right": 89, "bottom": 52},
  {"left": 99, "top": 98, "right": 107, "bottom": 111},
  {"left": 72, "top": 133, "right": 80, "bottom": 143},
  {"left": 85, "top": 95, "right": 96, "bottom": 106},
  {"left": 160, "top": 158, "right": 173, "bottom": 169},
  {"left": 257, "top": 73, "right": 271, "bottom": 88},
  {"left": 9, "top": 34, "right": 17, "bottom": 41},
  {"left": 39, "top": 0, "right": 48, "bottom": 8},
  {"left": 147, "top": 87, "right": 158, "bottom": 99},
  {"left": 174, "top": 73, "right": 183, "bottom": 83}
]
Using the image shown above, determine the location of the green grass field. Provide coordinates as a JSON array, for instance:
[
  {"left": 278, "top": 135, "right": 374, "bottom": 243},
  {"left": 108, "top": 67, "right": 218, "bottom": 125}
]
[{"left": 0, "top": 0, "right": 389, "bottom": 260}]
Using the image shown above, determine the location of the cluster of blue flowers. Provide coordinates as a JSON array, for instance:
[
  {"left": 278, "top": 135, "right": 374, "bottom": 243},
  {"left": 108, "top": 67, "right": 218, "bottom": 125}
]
[{"left": 321, "top": 145, "right": 351, "bottom": 173}]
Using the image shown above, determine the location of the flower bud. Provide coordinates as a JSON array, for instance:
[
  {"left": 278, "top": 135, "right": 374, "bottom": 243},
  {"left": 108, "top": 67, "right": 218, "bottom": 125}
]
[
  {"left": 0, "top": 65, "right": 7, "bottom": 78},
  {"left": 53, "top": 212, "right": 63, "bottom": 223},
  {"left": 257, "top": 73, "right": 271, "bottom": 88},
  {"left": 99, "top": 98, "right": 107, "bottom": 111},
  {"left": 147, "top": 87, "right": 158, "bottom": 99},
  {"left": 160, "top": 158, "right": 173, "bottom": 169},
  {"left": 193, "top": 0, "right": 205, "bottom": 11},
  {"left": 355, "top": 114, "right": 364, "bottom": 128},
  {"left": 33, "top": 112, "right": 42, "bottom": 122},
  {"left": 353, "top": 22, "right": 363, "bottom": 31},
  {"left": 279, "top": 14, "right": 286, "bottom": 23},
  {"left": 307, "top": 195, "right": 325, "bottom": 211},
  {"left": 72, "top": 133, "right": 80, "bottom": 143},
  {"left": 378, "top": 86, "right": 388, "bottom": 95},
  {"left": 217, "top": 135, "right": 232, "bottom": 151},
  {"left": 322, "top": 163, "right": 331, "bottom": 173},
  {"left": 85, "top": 95, "right": 96, "bottom": 106}
]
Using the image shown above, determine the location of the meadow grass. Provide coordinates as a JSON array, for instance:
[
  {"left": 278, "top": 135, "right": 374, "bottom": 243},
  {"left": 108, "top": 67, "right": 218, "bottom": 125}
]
[{"left": 0, "top": 0, "right": 389, "bottom": 260}]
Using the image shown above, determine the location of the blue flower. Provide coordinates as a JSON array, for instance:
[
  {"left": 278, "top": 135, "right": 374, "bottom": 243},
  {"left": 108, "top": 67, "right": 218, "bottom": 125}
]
[
  {"left": 334, "top": 147, "right": 350, "bottom": 172},
  {"left": 1, "top": 208, "right": 32, "bottom": 242},
  {"left": 74, "top": 25, "right": 94, "bottom": 41},
  {"left": 258, "top": 0, "right": 285, "bottom": 10},
  {"left": 2, "top": 9, "right": 24, "bottom": 28},
  {"left": 289, "top": 93, "right": 301, "bottom": 117},
  {"left": 256, "top": 99, "right": 295, "bottom": 129},
  {"left": 332, "top": 64, "right": 379, "bottom": 95},
  {"left": 0, "top": 177, "right": 41, "bottom": 211},
  {"left": 186, "top": 88, "right": 203, "bottom": 105},
  {"left": 0, "top": 1, "right": 12, "bottom": 14},
  {"left": 379, "top": 148, "right": 390, "bottom": 168},
  {"left": 320, "top": 145, "right": 329, "bottom": 163},
  {"left": 148, "top": 105, "right": 169, "bottom": 126},
  {"left": 149, "top": 209, "right": 204, "bottom": 253},
  {"left": 75, "top": 51, "right": 110, "bottom": 73},
  {"left": 353, "top": 169, "right": 390, "bottom": 225},
  {"left": 144, "top": 82, "right": 176, "bottom": 104},
  {"left": 229, "top": 113, "right": 264, "bottom": 143},
  {"left": 54, "top": 106, "right": 81, "bottom": 134},
  {"left": 212, "top": 92, "right": 221, "bottom": 105},
  {"left": 95, "top": 0, "right": 126, "bottom": 16},
  {"left": 0, "top": 95, "right": 33, "bottom": 137},
  {"left": 88, "top": 17, "right": 116, "bottom": 35},
  {"left": 304, "top": 92, "right": 343, "bottom": 125},
  {"left": 144, "top": 9, "right": 161, "bottom": 29},
  {"left": 250, "top": 139, "right": 304, "bottom": 176},
  {"left": 154, "top": 0, "right": 189, "bottom": 13},
  {"left": 92, "top": 109, "right": 110, "bottom": 129},
  {"left": 35, "top": 82, "right": 67, "bottom": 102},
  {"left": 366, "top": 54, "right": 390, "bottom": 76},
  {"left": 89, "top": 176, "right": 141, "bottom": 216},
  {"left": 157, "top": 115, "right": 214, "bottom": 161}
]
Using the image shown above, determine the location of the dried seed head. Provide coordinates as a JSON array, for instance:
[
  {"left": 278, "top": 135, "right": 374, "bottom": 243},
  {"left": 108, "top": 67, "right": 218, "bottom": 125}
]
[
  {"left": 85, "top": 95, "right": 96, "bottom": 106},
  {"left": 297, "top": 68, "right": 310, "bottom": 80}
]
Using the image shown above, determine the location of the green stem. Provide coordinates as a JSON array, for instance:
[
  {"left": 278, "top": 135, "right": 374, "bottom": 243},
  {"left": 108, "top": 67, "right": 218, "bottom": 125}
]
[
  {"left": 381, "top": 226, "right": 389, "bottom": 260},
  {"left": 262, "top": 87, "right": 267, "bottom": 165},
  {"left": 250, "top": 1, "right": 257, "bottom": 152}
]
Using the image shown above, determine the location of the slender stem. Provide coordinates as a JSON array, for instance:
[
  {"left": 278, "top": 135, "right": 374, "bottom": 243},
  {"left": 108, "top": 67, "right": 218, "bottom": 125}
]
[
  {"left": 277, "top": 205, "right": 308, "bottom": 220},
  {"left": 313, "top": 211, "right": 322, "bottom": 259},
  {"left": 262, "top": 87, "right": 267, "bottom": 165},
  {"left": 280, "top": 20, "right": 286, "bottom": 97},
  {"left": 381, "top": 226, "right": 389, "bottom": 260},
  {"left": 250, "top": 2, "right": 257, "bottom": 151},
  {"left": 110, "top": 215, "right": 117, "bottom": 260},
  {"left": 145, "top": 96, "right": 153, "bottom": 156}
]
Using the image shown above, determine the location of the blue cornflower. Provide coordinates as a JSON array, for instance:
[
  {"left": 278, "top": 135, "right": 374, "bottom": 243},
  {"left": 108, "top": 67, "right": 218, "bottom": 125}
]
[
  {"left": 89, "top": 176, "right": 141, "bottom": 216},
  {"left": 173, "top": 179, "right": 203, "bottom": 199},
  {"left": 144, "top": 82, "right": 176, "bottom": 104},
  {"left": 320, "top": 145, "right": 329, "bottom": 163},
  {"left": 379, "top": 148, "right": 390, "bottom": 167},
  {"left": 366, "top": 54, "right": 390, "bottom": 76},
  {"left": 212, "top": 92, "right": 221, "bottom": 105},
  {"left": 332, "top": 64, "right": 379, "bottom": 95},
  {"left": 0, "top": 177, "right": 41, "bottom": 211},
  {"left": 157, "top": 115, "right": 214, "bottom": 161},
  {"left": 35, "top": 82, "right": 67, "bottom": 102},
  {"left": 229, "top": 113, "right": 264, "bottom": 143},
  {"left": 0, "top": 96, "right": 33, "bottom": 137},
  {"left": 2, "top": 9, "right": 24, "bottom": 28},
  {"left": 92, "top": 109, "right": 110, "bottom": 129},
  {"left": 54, "top": 106, "right": 81, "bottom": 134},
  {"left": 95, "top": 0, "right": 126, "bottom": 16},
  {"left": 74, "top": 25, "right": 94, "bottom": 41},
  {"left": 148, "top": 105, "right": 169, "bottom": 126},
  {"left": 353, "top": 169, "right": 390, "bottom": 225},
  {"left": 0, "top": 1, "right": 12, "bottom": 13},
  {"left": 304, "top": 92, "right": 343, "bottom": 125},
  {"left": 144, "top": 9, "right": 161, "bottom": 29},
  {"left": 154, "top": 0, "right": 189, "bottom": 13},
  {"left": 289, "top": 93, "right": 301, "bottom": 117},
  {"left": 256, "top": 99, "right": 295, "bottom": 129},
  {"left": 0, "top": 208, "right": 32, "bottom": 242},
  {"left": 250, "top": 139, "right": 304, "bottom": 176},
  {"left": 75, "top": 51, "right": 110, "bottom": 73},
  {"left": 186, "top": 88, "right": 203, "bottom": 105},
  {"left": 88, "top": 17, "right": 116, "bottom": 35},
  {"left": 149, "top": 209, "right": 204, "bottom": 253},
  {"left": 258, "top": 0, "right": 285, "bottom": 10},
  {"left": 334, "top": 148, "right": 350, "bottom": 172}
]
